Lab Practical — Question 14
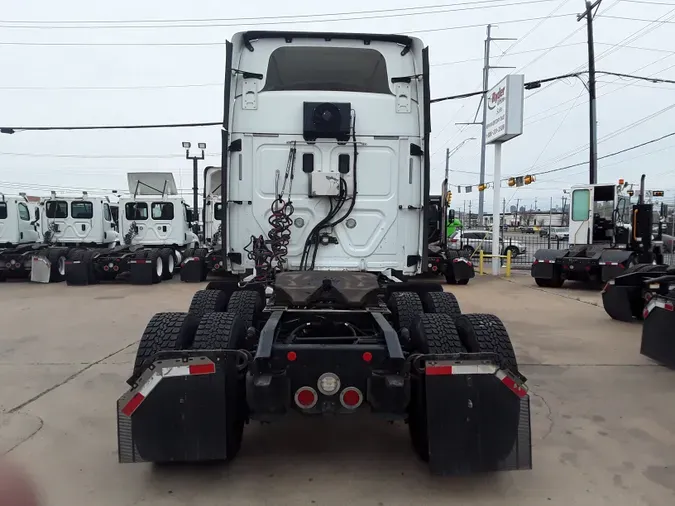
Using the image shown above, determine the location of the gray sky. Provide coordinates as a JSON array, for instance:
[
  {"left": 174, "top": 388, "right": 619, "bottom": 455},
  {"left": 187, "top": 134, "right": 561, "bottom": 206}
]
[{"left": 1, "top": 0, "right": 674, "bottom": 213}]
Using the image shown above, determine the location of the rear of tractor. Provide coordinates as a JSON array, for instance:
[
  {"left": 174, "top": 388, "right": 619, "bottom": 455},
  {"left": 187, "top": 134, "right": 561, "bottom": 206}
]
[
  {"left": 639, "top": 272, "right": 675, "bottom": 368},
  {"left": 601, "top": 263, "right": 670, "bottom": 321},
  {"left": 117, "top": 271, "right": 531, "bottom": 475}
]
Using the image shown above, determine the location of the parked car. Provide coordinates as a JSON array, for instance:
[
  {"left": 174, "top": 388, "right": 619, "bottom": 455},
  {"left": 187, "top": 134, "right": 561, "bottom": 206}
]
[
  {"left": 449, "top": 229, "right": 526, "bottom": 257},
  {"left": 519, "top": 226, "right": 535, "bottom": 234},
  {"left": 540, "top": 227, "right": 569, "bottom": 240}
]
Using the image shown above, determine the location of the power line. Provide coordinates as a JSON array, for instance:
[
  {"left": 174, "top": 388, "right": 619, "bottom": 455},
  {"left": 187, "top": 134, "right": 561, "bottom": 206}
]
[
  {"left": 0, "top": 122, "right": 220, "bottom": 133},
  {"left": 0, "top": 0, "right": 560, "bottom": 30},
  {"left": 0, "top": 14, "right": 577, "bottom": 46},
  {"left": 0, "top": 152, "right": 221, "bottom": 159},
  {"left": 0, "top": 0, "right": 552, "bottom": 25},
  {"left": 0, "top": 42, "right": 587, "bottom": 91}
]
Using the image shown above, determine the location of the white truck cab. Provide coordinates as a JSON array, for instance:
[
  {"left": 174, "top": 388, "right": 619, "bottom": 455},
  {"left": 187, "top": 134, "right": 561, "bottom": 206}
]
[
  {"left": 221, "top": 31, "right": 430, "bottom": 276},
  {"left": 0, "top": 195, "right": 40, "bottom": 246},
  {"left": 203, "top": 166, "right": 222, "bottom": 247},
  {"left": 119, "top": 172, "right": 199, "bottom": 248},
  {"left": 39, "top": 193, "right": 119, "bottom": 247}
]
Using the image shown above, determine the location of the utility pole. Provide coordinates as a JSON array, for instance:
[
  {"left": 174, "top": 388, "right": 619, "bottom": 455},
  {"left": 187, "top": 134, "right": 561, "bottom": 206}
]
[
  {"left": 476, "top": 25, "right": 517, "bottom": 224},
  {"left": 463, "top": 201, "right": 467, "bottom": 225},
  {"left": 515, "top": 198, "right": 520, "bottom": 226},
  {"left": 469, "top": 201, "right": 472, "bottom": 228},
  {"left": 578, "top": 0, "right": 602, "bottom": 185}
]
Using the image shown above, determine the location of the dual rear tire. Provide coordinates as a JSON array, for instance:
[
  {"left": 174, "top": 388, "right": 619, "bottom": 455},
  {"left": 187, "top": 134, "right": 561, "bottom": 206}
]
[{"left": 389, "top": 290, "right": 520, "bottom": 465}]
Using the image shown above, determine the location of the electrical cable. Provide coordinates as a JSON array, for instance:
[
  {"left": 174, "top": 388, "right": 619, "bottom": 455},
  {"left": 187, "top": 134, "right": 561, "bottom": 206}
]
[
  {"left": 0, "top": 0, "right": 562, "bottom": 29},
  {"left": 0, "top": 14, "right": 577, "bottom": 46}
]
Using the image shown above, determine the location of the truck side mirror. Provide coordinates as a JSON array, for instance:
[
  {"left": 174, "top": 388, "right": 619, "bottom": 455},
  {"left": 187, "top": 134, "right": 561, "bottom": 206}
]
[
  {"left": 186, "top": 209, "right": 194, "bottom": 223},
  {"left": 448, "top": 210, "right": 455, "bottom": 221}
]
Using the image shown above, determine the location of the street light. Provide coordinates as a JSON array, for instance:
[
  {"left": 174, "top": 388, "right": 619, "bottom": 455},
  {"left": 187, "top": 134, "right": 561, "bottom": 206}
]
[{"left": 183, "top": 141, "right": 206, "bottom": 236}]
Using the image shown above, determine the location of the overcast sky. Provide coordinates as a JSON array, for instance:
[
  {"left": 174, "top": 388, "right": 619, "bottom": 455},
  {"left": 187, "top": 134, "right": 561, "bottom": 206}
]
[{"left": 1, "top": 0, "right": 674, "bottom": 213}]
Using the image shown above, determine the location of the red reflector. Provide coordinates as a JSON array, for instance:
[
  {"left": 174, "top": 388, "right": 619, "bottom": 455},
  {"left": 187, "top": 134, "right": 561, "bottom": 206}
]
[
  {"left": 501, "top": 375, "right": 527, "bottom": 398},
  {"left": 189, "top": 363, "right": 216, "bottom": 375},
  {"left": 362, "top": 351, "right": 373, "bottom": 363},
  {"left": 643, "top": 308, "right": 650, "bottom": 319},
  {"left": 341, "top": 388, "right": 362, "bottom": 407},
  {"left": 103, "top": 265, "right": 109, "bottom": 271},
  {"left": 287, "top": 351, "right": 297, "bottom": 362},
  {"left": 432, "top": 265, "right": 438, "bottom": 272},
  {"left": 113, "top": 265, "right": 119, "bottom": 271},
  {"left": 296, "top": 388, "right": 317, "bottom": 408},
  {"left": 450, "top": 238, "right": 457, "bottom": 243},
  {"left": 467, "top": 261, "right": 473, "bottom": 267},
  {"left": 426, "top": 365, "right": 453, "bottom": 376},
  {"left": 121, "top": 392, "right": 145, "bottom": 417},
  {"left": 665, "top": 303, "right": 674, "bottom": 312}
]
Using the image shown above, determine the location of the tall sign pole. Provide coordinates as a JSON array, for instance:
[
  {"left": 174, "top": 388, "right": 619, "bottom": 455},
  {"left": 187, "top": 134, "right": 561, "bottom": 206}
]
[
  {"left": 485, "top": 74, "right": 525, "bottom": 275},
  {"left": 578, "top": 0, "right": 602, "bottom": 185}
]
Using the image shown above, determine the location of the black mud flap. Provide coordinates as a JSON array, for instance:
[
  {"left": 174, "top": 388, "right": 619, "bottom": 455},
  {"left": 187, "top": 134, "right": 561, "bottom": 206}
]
[
  {"left": 180, "top": 257, "right": 206, "bottom": 283},
  {"left": 447, "top": 258, "right": 475, "bottom": 283},
  {"left": 641, "top": 297, "right": 675, "bottom": 369},
  {"left": 65, "top": 260, "right": 91, "bottom": 286},
  {"left": 531, "top": 261, "right": 555, "bottom": 280},
  {"left": 601, "top": 280, "right": 640, "bottom": 322},
  {"left": 423, "top": 359, "right": 531, "bottom": 475},
  {"left": 129, "top": 259, "right": 155, "bottom": 285},
  {"left": 117, "top": 353, "right": 240, "bottom": 463}
]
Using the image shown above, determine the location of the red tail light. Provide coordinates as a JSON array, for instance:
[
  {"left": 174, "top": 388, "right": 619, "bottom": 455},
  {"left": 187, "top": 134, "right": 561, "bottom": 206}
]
[
  {"left": 450, "top": 238, "right": 457, "bottom": 243},
  {"left": 362, "top": 352, "right": 373, "bottom": 363},
  {"left": 294, "top": 387, "right": 318, "bottom": 409},
  {"left": 340, "top": 387, "right": 363, "bottom": 409},
  {"left": 665, "top": 302, "right": 674, "bottom": 312}
]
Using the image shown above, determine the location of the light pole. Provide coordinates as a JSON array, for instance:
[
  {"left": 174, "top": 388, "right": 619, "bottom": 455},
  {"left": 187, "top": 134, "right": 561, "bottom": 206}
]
[
  {"left": 183, "top": 141, "right": 206, "bottom": 236},
  {"left": 442, "top": 137, "right": 476, "bottom": 249}
]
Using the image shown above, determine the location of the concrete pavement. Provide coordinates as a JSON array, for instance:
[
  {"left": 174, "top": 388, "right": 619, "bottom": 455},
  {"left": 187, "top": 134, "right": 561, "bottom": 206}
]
[{"left": 1, "top": 276, "right": 674, "bottom": 506}]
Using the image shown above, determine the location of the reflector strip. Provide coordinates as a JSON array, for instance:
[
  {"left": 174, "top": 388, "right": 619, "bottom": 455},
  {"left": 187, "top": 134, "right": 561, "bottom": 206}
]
[
  {"left": 496, "top": 371, "right": 528, "bottom": 398},
  {"left": 120, "top": 358, "right": 217, "bottom": 417},
  {"left": 425, "top": 360, "right": 528, "bottom": 397},
  {"left": 602, "top": 262, "right": 620, "bottom": 266},
  {"left": 121, "top": 371, "right": 162, "bottom": 416}
]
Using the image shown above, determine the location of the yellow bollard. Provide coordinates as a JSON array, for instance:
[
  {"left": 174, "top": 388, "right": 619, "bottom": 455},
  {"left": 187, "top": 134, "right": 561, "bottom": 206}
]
[
  {"left": 479, "top": 250, "right": 484, "bottom": 275},
  {"left": 505, "top": 249, "right": 512, "bottom": 278}
]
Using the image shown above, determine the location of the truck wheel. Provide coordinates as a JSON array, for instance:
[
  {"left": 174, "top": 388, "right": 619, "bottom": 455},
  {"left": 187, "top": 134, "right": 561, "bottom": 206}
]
[
  {"left": 408, "top": 313, "right": 464, "bottom": 462},
  {"left": 387, "top": 292, "right": 423, "bottom": 332},
  {"left": 535, "top": 278, "right": 551, "bottom": 287},
  {"left": 130, "top": 312, "right": 200, "bottom": 384},
  {"left": 188, "top": 289, "right": 229, "bottom": 319},
  {"left": 46, "top": 247, "right": 69, "bottom": 283},
  {"left": 159, "top": 248, "right": 175, "bottom": 281},
  {"left": 421, "top": 291, "right": 461, "bottom": 320},
  {"left": 145, "top": 249, "right": 163, "bottom": 284},
  {"left": 191, "top": 312, "right": 248, "bottom": 460},
  {"left": 227, "top": 290, "right": 263, "bottom": 348},
  {"left": 454, "top": 314, "right": 520, "bottom": 460}
]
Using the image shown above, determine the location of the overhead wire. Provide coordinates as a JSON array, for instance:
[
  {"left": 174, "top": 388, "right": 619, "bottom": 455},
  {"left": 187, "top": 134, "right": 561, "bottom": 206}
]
[{"left": 0, "top": 13, "right": 578, "bottom": 46}]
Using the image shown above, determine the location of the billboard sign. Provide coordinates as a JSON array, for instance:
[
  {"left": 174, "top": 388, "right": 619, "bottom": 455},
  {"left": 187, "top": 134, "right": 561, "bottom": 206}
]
[{"left": 485, "top": 74, "right": 525, "bottom": 144}]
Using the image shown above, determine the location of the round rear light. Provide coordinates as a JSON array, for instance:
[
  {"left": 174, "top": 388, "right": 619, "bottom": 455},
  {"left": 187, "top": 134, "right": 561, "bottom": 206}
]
[
  {"left": 340, "top": 387, "right": 363, "bottom": 409},
  {"left": 317, "top": 372, "right": 340, "bottom": 395},
  {"left": 294, "top": 387, "right": 318, "bottom": 409}
]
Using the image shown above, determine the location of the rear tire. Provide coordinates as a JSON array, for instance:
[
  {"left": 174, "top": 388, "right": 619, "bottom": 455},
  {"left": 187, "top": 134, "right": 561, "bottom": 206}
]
[
  {"left": 188, "top": 289, "right": 230, "bottom": 319},
  {"left": 46, "top": 247, "right": 69, "bottom": 283},
  {"left": 227, "top": 290, "right": 264, "bottom": 349},
  {"left": 159, "top": 248, "right": 175, "bottom": 281},
  {"left": 191, "top": 312, "right": 248, "bottom": 460},
  {"left": 421, "top": 291, "right": 461, "bottom": 320},
  {"left": 387, "top": 292, "right": 423, "bottom": 332},
  {"left": 130, "top": 312, "right": 200, "bottom": 384},
  {"left": 454, "top": 313, "right": 520, "bottom": 460},
  {"left": 408, "top": 313, "right": 464, "bottom": 463},
  {"left": 146, "top": 249, "right": 163, "bottom": 284},
  {"left": 535, "top": 278, "right": 551, "bottom": 287}
]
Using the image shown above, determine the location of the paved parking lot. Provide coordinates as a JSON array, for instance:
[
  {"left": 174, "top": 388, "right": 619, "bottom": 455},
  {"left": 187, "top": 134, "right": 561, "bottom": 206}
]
[{"left": 1, "top": 276, "right": 674, "bottom": 506}]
